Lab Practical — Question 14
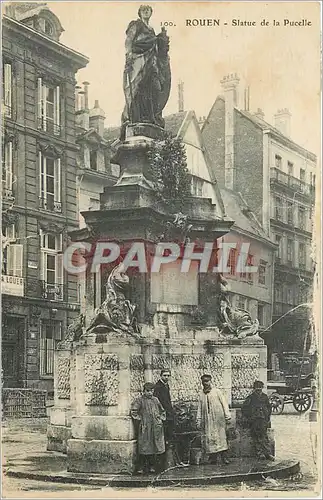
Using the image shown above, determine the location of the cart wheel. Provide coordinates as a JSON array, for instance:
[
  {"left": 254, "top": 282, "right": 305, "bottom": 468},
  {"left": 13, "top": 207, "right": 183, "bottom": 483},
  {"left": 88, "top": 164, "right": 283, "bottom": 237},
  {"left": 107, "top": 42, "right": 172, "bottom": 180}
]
[
  {"left": 269, "top": 393, "right": 284, "bottom": 415},
  {"left": 293, "top": 393, "right": 312, "bottom": 413}
]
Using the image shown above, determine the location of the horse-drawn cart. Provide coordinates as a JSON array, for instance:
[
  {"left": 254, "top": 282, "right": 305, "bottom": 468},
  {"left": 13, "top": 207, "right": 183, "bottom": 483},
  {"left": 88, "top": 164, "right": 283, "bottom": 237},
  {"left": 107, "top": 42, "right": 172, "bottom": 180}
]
[{"left": 268, "top": 373, "right": 314, "bottom": 415}]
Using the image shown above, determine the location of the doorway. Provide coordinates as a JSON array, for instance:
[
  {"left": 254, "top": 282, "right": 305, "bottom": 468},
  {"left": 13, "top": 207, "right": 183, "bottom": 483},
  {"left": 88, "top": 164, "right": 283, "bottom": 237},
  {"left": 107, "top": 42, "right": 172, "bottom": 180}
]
[{"left": 2, "top": 315, "right": 26, "bottom": 388}]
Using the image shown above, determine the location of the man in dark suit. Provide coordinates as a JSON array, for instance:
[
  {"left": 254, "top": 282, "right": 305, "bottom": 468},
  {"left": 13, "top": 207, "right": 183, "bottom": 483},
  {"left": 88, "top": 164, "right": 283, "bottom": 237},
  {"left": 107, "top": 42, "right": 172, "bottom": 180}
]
[{"left": 154, "top": 369, "right": 174, "bottom": 444}]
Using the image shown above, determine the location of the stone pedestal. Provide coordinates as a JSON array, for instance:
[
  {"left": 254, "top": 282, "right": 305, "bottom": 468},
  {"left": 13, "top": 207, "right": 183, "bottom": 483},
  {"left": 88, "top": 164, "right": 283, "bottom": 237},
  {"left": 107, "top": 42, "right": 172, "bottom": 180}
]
[
  {"left": 48, "top": 329, "right": 271, "bottom": 472},
  {"left": 47, "top": 347, "right": 73, "bottom": 453},
  {"left": 63, "top": 334, "right": 140, "bottom": 475}
]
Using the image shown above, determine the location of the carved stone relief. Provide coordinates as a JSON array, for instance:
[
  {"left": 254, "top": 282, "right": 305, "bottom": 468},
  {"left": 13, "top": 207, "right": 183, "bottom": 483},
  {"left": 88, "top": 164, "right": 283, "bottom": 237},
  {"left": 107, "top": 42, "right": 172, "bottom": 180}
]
[
  {"left": 130, "top": 354, "right": 145, "bottom": 400},
  {"left": 84, "top": 354, "right": 119, "bottom": 406},
  {"left": 57, "top": 357, "right": 71, "bottom": 399},
  {"left": 152, "top": 353, "right": 224, "bottom": 402},
  {"left": 231, "top": 353, "right": 260, "bottom": 402}
]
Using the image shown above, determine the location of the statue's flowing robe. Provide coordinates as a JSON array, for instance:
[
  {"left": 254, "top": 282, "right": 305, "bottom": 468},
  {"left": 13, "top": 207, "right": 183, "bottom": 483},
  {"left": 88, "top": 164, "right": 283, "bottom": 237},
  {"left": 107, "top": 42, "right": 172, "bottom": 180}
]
[
  {"left": 122, "top": 19, "right": 171, "bottom": 129},
  {"left": 196, "top": 388, "right": 231, "bottom": 454}
]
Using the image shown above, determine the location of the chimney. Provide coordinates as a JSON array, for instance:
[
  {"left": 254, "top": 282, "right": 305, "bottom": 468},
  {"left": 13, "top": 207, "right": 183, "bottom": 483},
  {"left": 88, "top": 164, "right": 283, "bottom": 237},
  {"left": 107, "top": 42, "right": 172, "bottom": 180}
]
[
  {"left": 82, "top": 81, "right": 90, "bottom": 110},
  {"left": 220, "top": 73, "right": 240, "bottom": 190},
  {"left": 89, "top": 100, "right": 106, "bottom": 137},
  {"left": 75, "top": 85, "right": 82, "bottom": 112},
  {"left": 274, "top": 108, "right": 291, "bottom": 137},
  {"left": 244, "top": 86, "right": 250, "bottom": 111},
  {"left": 75, "top": 82, "right": 90, "bottom": 130},
  {"left": 254, "top": 108, "right": 265, "bottom": 120},
  {"left": 178, "top": 80, "right": 184, "bottom": 112}
]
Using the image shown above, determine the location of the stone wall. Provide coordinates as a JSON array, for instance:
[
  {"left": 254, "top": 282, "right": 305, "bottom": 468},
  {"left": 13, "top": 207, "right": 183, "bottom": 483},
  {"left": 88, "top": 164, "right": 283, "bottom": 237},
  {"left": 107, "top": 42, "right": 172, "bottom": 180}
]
[{"left": 48, "top": 332, "right": 267, "bottom": 459}]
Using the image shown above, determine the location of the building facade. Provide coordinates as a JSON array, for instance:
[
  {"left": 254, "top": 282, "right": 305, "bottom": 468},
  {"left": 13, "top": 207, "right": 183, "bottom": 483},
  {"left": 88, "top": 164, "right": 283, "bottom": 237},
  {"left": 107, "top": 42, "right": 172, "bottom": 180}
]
[
  {"left": 202, "top": 74, "right": 316, "bottom": 357},
  {"left": 1, "top": 3, "right": 88, "bottom": 392},
  {"left": 162, "top": 110, "right": 275, "bottom": 330},
  {"left": 75, "top": 83, "right": 117, "bottom": 229}
]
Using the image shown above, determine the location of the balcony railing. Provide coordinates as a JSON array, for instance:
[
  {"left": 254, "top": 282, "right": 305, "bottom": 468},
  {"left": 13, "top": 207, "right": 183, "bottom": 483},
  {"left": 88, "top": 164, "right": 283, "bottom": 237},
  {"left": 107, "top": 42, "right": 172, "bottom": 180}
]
[
  {"left": 270, "top": 167, "right": 315, "bottom": 198},
  {"left": 41, "top": 281, "right": 64, "bottom": 301},
  {"left": 37, "top": 117, "right": 61, "bottom": 136},
  {"left": 2, "top": 102, "right": 12, "bottom": 118},
  {"left": 39, "top": 197, "right": 62, "bottom": 213},
  {"left": 1, "top": 185, "right": 14, "bottom": 200}
]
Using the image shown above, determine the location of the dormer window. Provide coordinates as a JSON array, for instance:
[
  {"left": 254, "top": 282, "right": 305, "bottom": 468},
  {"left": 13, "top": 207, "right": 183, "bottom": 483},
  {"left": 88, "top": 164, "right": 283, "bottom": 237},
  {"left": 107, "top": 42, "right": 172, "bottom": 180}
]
[
  {"left": 38, "top": 17, "right": 54, "bottom": 36},
  {"left": 90, "top": 150, "right": 98, "bottom": 171}
]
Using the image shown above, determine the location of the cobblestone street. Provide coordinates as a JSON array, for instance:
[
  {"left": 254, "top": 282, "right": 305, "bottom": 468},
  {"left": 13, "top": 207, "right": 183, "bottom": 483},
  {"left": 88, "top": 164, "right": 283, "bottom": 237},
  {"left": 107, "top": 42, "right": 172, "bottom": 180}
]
[{"left": 2, "top": 408, "right": 320, "bottom": 498}]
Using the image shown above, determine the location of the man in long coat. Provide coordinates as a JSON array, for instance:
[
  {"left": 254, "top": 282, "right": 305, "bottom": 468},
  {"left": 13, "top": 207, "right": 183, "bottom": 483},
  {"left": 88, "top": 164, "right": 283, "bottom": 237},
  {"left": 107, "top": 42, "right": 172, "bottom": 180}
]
[
  {"left": 196, "top": 374, "right": 231, "bottom": 465},
  {"left": 131, "top": 382, "right": 166, "bottom": 473},
  {"left": 241, "top": 380, "right": 274, "bottom": 461},
  {"left": 153, "top": 369, "right": 174, "bottom": 444}
]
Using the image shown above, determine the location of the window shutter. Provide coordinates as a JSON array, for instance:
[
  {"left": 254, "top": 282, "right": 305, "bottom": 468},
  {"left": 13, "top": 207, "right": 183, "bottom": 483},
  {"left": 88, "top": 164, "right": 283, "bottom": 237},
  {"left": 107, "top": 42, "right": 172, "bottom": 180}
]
[
  {"left": 54, "top": 85, "right": 60, "bottom": 129},
  {"left": 5, "top": 224, "right": 16, "bottom": 240},
  {"left": 42, "top": 82, "right": 47, "bottom": 131},
  {"left": 39, "top": 151, "right": 44, "bottom": 199},
  {"left": 37, "top": 77, "right": 43, "bottom": 125},
  {"left": 4, "top": 63, "right": 12, "bottom": 110},
  {"left": 40, "top": 249, "right": 45, "bottom": 281},
  {"left": 54, "top": 158, "right": 61, "bottom": 203},
  {"left": 7, "top": 244, "right": 23, "bottom": 277},
  {"left": 6, "top": 141, "right": 13, "bottom": 190},
  {"left": 56, "top": 252, "right": 63, "bottom": 285}
]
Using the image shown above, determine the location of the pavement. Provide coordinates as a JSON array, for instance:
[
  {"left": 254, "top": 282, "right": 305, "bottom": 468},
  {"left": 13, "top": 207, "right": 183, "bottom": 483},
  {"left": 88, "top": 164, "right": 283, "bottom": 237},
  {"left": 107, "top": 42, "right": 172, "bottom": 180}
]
[{"left": 1, "top": 408, "right": 320, "bottom": 497}]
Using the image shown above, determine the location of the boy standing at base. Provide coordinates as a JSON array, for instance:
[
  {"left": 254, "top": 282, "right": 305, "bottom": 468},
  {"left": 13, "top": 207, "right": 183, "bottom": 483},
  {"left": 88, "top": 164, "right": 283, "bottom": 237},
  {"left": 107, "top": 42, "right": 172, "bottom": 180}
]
[
  {"left": 241, "top": 380, "right": 275, "bottom": 461},
  {"left": 131, "top": 382, "right": 166, "bottom": 474}
]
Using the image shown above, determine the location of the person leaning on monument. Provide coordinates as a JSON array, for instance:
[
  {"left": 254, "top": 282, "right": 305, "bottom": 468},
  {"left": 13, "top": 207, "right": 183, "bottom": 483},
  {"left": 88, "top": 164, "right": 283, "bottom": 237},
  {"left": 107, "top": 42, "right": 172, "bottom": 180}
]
[
  {"left": 130, "top": 382, "right": 166, "bottom": 474},
  {"left": 196, "top": 374, "right": 231, "bottom": 465},
  {"left": 153, "top": 370, "right": 175, "bottom": 444},
  {"left": 241, "top": 380, "right": 275, "bottom": 461}
]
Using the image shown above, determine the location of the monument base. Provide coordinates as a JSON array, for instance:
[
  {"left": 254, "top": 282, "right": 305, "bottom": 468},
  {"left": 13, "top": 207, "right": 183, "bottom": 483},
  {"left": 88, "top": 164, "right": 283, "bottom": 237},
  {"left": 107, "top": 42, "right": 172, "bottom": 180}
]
[
  {"left": 67, "top": 438, "right": 137, "bottom": 474},
  {"left": 47, "top": 424, "right": 71, "bottom": 453}
]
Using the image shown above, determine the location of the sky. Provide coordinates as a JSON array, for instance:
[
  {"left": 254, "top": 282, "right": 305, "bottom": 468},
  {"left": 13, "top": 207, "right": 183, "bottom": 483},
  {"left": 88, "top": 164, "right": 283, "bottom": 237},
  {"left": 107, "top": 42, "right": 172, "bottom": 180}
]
[{"left": 45, "top": 1, "right": 321, "bottom": 155}]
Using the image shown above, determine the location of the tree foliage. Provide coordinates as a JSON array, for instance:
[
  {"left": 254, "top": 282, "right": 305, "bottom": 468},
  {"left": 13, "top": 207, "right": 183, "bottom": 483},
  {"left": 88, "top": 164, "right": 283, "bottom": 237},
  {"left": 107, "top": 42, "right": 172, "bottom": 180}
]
[{"left": 147, "top": 134, "right": 191, "bottom": 211}]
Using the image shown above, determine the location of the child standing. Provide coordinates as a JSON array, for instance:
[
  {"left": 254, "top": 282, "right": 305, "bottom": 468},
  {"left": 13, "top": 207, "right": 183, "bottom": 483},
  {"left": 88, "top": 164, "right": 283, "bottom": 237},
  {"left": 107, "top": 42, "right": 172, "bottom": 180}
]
[
  {"left": 241, "top": 380, "right": 275, "bottom": 461},
  {"left": 131, "top": 382, "right": 166, "bottom": 474}
]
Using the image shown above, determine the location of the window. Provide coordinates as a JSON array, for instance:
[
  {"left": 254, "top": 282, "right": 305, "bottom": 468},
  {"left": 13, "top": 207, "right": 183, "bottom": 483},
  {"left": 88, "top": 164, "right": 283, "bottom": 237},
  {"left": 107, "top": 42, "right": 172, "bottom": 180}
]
[
  {"left": 191, "top": 176, "right": 203, "bottom": 197},
  {"left": 287, "top": 161, "right": 294, "bottom": 177},
  {"left": 237, "top": 295, "right": 248, "bottom": 311},
  {"left": 2, "top": 62, "right": 12, "bottom": 117},
  {"left": 275, "top": 155, "right": 282, "bottom": 169},
  {"left": 298, "top": 207, "right": 306, "bottom": 230},
  {"left": 39, "top": 152, "right": 61, "bottom": 212},
  {"left": 287, "top": 239, "right": 293, "bottom": 264},
  {"left": 240, "top": 253, "right": 253, "bottom": 282},
  {"left": 286, "top": 287, "right": 293, "bottom": 305},
  {"left": 40, "top": 18, "right": 54, "bottom": 35},
  {"left": 2, "top": 141, "right": 13, "bottom": 198},
  {"left": 2, "top": 225, "right": 23, "bottom": 277},
  {"left": 257, "top": 303, "right": 265, "bottom": 326},
  {"left": 40, "top": 233, "right": 63, "bottom": 300},
  {"left": 275, "top": 197, "right": 282, "bottom": 220},
  {"left": 228, "top": 248, "right": 237, "bottom": 276},
  {"left": 37, "top": 78, "right": 60, "bottom": 135},
  {"left": 287, "top": 201, "right": 293, "bottom": 225},
  {"left": 275, "top": 234, "right": 282, "bottom": 259},
  {"left": 40, "top": 320, "right": 62, "bottom": 376},
  {"left": 299, "top": 242, "right": 306, "bottom": 268},
  {"left": 258, "top": 260, "right": 267, "bottom": 285},
  {"left": 274, "top": 286, "right": 283, "bottom": 303},
  {"left": 90, "top": 150, "right": 98, "bottom": 171},
  {"left": 300, "top": 169, "right": 306, "bottom": 182}
]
